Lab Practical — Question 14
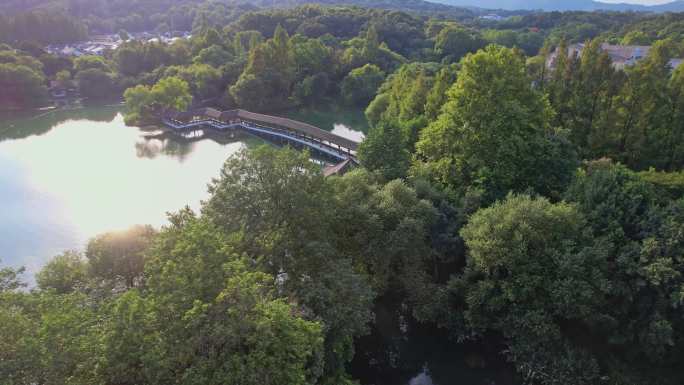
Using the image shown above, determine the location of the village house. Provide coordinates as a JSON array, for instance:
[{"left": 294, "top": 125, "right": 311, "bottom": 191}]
[
  {"left": 547, "top": 42, "right": 684, "bottom": 70},
  {"left": 45, "top": 31, "right": 191, "bottom": 58}
]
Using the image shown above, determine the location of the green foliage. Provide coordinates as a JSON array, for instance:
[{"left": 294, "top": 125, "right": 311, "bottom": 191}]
[
  {"left": 0, "top": 263, "right": 25, "bottom": 292},
  {"left": 434, "top": 24, "right": 486, "bottom": 62},
  {"left": 293, "top": 72, "right": 330, "bottom": 105},
  {"left": 7, "top": 4, "right": 684, "bottom": 384},
  {"left": 86, "top": 225, "right": 157, "bottom": 289},
  {"left": 230, "top": 24, "right": 295, "bottom": 111},
  {"left": 193, "top": 45, "right": 234, "bottom": 68},
  {"left": 365, "top": 62, "right": 442, "bottom": 153},
  {"left": 638, "top": 168, "right": 684, "bottom": 199},
  {"left": 545, "top": 38, "right": 684, "bottom": 171},
  {"left": 35, "top": 251, "right": 88, "bottom": 294},
  {"left": 0, "top": 50, "right": 44, "bottom": 73},
  {"left": 164, "top": 63, "right": 222, "bottom": 100},
  {"left": 123, "top": 76, "right": 192, "bottom": 124},
  {"left": 0, "top": 291, "right": 103, "bottom": 385},
  {"left": 482, "top": 29, "right": 545, "bottom": 56},
  {"left": 0, "top": 62, "right": 47, "bottom": 110},
  {"left": 76, "top": 68, "right": 115, "bottom": 100},
  {"left": 123, "top": 84, "right": 153, "bottom": 124},
  {"left": 454, "top": 194, "right": 606, "bottom": 384},
  {"left": 415, "top": 45, "right": 576, "bottom": 202},
  {"left": 114, "top": 41, "right": 174, "bottom": 77},
  {"left": 73, "top": 55, "right": 111, "bottom": 73},
  {"left": 328, "top": 170, "right": 438, "bottom": 296},
  {"left": 563, "top": 160, "right": 684, "bottom": 381},
  {"left": 189, "top": 146, "right": 376, "bottom": 382},
  {"left": 340, "top": 63, "right": 385, "bottom": 106},
  {"left": 341, "top": 25, "right": 407, "bottom": 73},
  {"left": 0, "top": 10, "right": 86, "bottom": 44},
  {"left": 622, "top": 30, "right": 652, "bottom": 45},
  {"left": 103, "top": 261, "right": 324, "bottom": 385},
  {"left": 358, "top": 122, "right": 411, "bottom": 180}
]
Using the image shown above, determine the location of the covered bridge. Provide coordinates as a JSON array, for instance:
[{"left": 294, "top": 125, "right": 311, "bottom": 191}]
[{"left": 163, "top": 107, "right": 359, "bottom": 152}]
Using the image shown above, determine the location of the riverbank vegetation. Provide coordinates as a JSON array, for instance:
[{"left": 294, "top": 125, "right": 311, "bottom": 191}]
[
  {"left": 4, "top": 1, "right": 684, "bottom": 385},
  {"left": 1, "top": 1, "right": 684, "bottom": 115}
]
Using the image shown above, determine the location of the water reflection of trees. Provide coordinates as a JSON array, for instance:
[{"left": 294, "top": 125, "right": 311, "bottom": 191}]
[
  {"left": 135, "top": 138, "right": 195, "bottom": 161},
  {"left": 0, "top": 106, "right": 119, "bottom": 143},
  {"left": 134, "top": 131, "right": 247, "bottom": 161},
  {"left": 285, "top": 105, "right": 369, "bottom": 135}
]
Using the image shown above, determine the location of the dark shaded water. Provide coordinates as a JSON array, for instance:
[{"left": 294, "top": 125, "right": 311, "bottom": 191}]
[{"left": 350, "top": 299, "right": 517, "bottom": 385}]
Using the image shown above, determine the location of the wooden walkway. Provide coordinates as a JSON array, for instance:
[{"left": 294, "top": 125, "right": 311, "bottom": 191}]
[{"left": 162, "top": 108, "right": 359, "bottom": 162}]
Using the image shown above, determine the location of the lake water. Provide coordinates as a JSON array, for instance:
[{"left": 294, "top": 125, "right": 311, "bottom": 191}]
[{"left": 0, "top": 105, "right": 365, "bottom": 277}]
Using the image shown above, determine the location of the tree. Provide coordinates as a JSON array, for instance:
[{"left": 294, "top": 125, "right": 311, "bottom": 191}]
[
  {"left": 204, "top": 146, "right": 331, "bottom": 269},
  {"left": 415, "top": 45, "right": 576, "bottom": 202},
  {"left": 611, "top": 39, "right": 675, "bottom": 169},
  {"left": 34, "top": 293, "right": 103, "bottom": 385},
  {"left": 150, "top": 76, "right": 192, "bottom": 111},
  {"left": 364, "top": 62, "right": 440, "bottom": 150},
  {"left": 73, "top": 55, "right": 111, "bottom": 73},
  {"left": 358, "top": 122, "right": 411, "bottom": 180},
  {"left": 0, "top": 291, "right": 37, "bottom": 385},
  {"left": 121, "top": 254, "right": 325, "bottom": 385},
  {"left": 291, "top": 35, "right": 333, "bottom": 80},
  {"left": 193, "top": 45, "right": 233, "bottom": 68},
  {"left": 229, "top": 72, "right": 270, "bottom": 111},
  {"left": 340, "top": 64, "right": 385, "bottom": 106},
  {"left": 164, "top": 63, "right": 222, "bottom": 100},
  {"left": 36, "top": 251, "right": 88, "bottom": 294},
  {"left": 434, "top": 25, "right": 485, "bottom": 62},
  {"left": 453, "top": 194, "right": 606, "bottom": 384},
  {"left": 560, "top": 160, "right": 684, "bottom": 381},
  {"left": 622, "top": 30, "right": 652, "bottom": 45},
  {"left": 293, "top": 72, "right": 330, "bottom": 105},
  {"left": 424, "top": 64, "right": 458, "bottom": 121},
  {"left": 123, "top": 84, "right": 153, "bottom": 124},
  {"left": 0, "top": 50, "right": 44, "bottom": 73},
  {"left": 546, "top": 39, "right": 578, "bottom": 130},
  {"left": 203, "top": 146, "right": 375, "bottom": 382},
  {"left": 75, "top": 68, "right": 114, "bottom": 100},
  {"left": 561, "top": 38, "right": 616, "bottom": 157},
  {"left": 341, "top": 26, "right": 406, "bottom": 73},
  {"left": 230, "top": 24, "right": 295, "bottom": 111},
  {"left": 0, "top": 63, "right": 47, "bottom": 110},
  {"left": 663, "top": 64, "right": 684, "bottom": 169},
  {"left": 0, "top": 262, "right": 25, "bottom": 292},
  {"left": 86, "top": 225, "right": 157, "bottom": 288},
  {"left": 124, "top": 76, "right": 193, "bottom": 124}
]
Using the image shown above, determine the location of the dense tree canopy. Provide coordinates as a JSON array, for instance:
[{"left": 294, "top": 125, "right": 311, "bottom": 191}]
[
  {"left": 0, "top": 48, "right": 47, "bottom": 110},
  {"left": 415, "top": 45, "right": 576, "bottom": 202},
  {"left": 6, "top": 2, "right": 684, "bottom": 384},
  {"left": 124, "top": 76, "right": 192, "bottom": 124}
]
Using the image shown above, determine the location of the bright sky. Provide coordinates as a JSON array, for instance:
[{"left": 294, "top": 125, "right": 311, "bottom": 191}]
[{"left": 598, "top": 0, "right": 675, "bottom": 4}]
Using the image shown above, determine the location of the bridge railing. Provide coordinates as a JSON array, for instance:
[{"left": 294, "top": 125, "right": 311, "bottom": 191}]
[{"left": 162, "top": 116, "right": 356, "bottom": 161}]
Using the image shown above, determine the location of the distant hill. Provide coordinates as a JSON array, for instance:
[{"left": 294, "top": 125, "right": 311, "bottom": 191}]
[
  {"left": 236, "top": 0, "right": 480, "bottom": 18},
  {"left": 430, "top": 0, "right": 684, "bottom": 12},
  {"left": 0, "top": 0, "right": 478, "bottom": 17}
]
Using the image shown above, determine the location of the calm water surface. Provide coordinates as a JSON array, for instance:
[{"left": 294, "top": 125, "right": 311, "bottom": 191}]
[{"left": 0, "top": 106, "right": 363, "bottom": 277}]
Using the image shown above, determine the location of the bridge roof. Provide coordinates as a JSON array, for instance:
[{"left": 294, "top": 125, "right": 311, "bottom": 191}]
[
  {"left": 225, "top": 109, "right": 358, "bottom": 151},
  {"left": 164, "top": 108, "right": 359, "bottom": 151}
]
